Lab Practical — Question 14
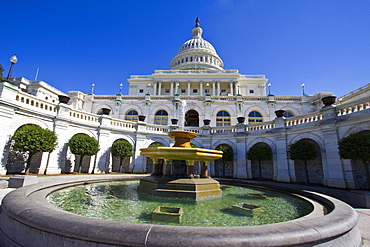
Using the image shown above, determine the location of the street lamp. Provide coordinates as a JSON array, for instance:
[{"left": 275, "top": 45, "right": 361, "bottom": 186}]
[
  {"left": 301, "top": 83, "right": 305, "bottom": 95},
  {"left": 91, "top": 83, "right": 95, "bottom": 94},
  {"left": 119, "top": 83, "right": 123, "bottom": 94},
  {"left": 6, "top": 54, "right": 18, "bottom": 80},
  {"left": 268, "top": 83, "right": 271, "bottom": 95}
]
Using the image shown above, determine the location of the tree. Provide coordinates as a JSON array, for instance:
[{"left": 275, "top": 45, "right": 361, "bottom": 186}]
[
  {"left": 148, "top": 142, "right": 165, "bottom": 148},
  {"left": 69, "top": 134, "right": 99, "bottom": 173},
  {"left": 216, "top": 144, "right": 234, "bottom": 177},
  {"left": 338, "top": 132, "right": 370, "bottom": 188},
  {"left": 111, "top": 140, "right": 133, "bottom": 173},
  {"left": 288, "top": 140, "right": 318, "bottom": 183},
  {"left": 246, "top": 144, "right": 272, "bottom": 178},
  {"left": 12, "top": 125, "right": 57, "bottom": 174},
  {"left": 0, "top": 64, "right": 4, "bottom": 81}
]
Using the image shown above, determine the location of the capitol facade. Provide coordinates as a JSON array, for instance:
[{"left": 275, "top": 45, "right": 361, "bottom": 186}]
[{"left": 0, "top": 20, "right": 369, "bottom": 190}]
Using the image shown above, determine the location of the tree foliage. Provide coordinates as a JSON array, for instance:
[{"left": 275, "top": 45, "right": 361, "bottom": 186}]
[
  {"left": 246, "top": 144, "right": 272, "bottom": 179},
  {"left": 288, "top": 139, "right": 318, "bottom": 183},
  {"left": 69, "top": 134, "right": 99, "bottom": 173},
  {"left": 148, "top": 142, "right": 165, "bottom": 147},
  {"left": 246, "top": 144, "right": 272, "bottom": 161},
  {"left": 216, "top": 144, "right": 234, "bottom": 162},
  {"left": 112, "top": 140, "right": 133, "bottom": 173},
  {"left": 12, "top": 125, "right": 57, "bottom": 173},
  {"left": 338, "top": 132, "right": 370, "bottom": 188},
  {"left": 338, "top": 133, "right": 370, "bottom": 161},
  {"left": 112, "top": 140, "right": 133, "bottom": 158},
  {"left": 288, "top": 140, "right": 318, "bottom": 161}
]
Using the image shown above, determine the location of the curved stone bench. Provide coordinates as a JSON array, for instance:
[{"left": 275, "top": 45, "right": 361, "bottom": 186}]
[{"left": 0, "top": 175, "right": 362, "bottom": 247}]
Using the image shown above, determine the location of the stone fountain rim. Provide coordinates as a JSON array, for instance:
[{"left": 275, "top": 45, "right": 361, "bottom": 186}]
[{"left": 0, "top": 175, "right": 361, "bottom": 247}]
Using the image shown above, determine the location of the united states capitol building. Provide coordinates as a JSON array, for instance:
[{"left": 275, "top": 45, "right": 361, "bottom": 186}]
[{"left": 1, "top": 20, "right": 369, "bottom": 190}]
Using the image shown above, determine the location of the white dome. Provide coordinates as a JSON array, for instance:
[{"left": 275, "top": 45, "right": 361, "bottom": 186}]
[{"left": 170, "top": 20, "right": 224, "bottom": 71}]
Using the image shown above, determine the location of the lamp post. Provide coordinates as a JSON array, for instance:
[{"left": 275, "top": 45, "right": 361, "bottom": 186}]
[
  {"left": 301, "top": 83, "right": 305, "bottom": 95},
  {"left": 6, "top": 54, "right": 18, "bottom": 80},
  {"left": 268, "top": 83, "right": 271, "bottom": 95},
  {"left": 119, "top": 83, "right": 123, "bottom": 94},
  {"left": 91, "top": 83, "right": 95, "bottom": 94}
]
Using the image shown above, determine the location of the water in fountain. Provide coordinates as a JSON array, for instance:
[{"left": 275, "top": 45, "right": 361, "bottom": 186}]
[{"left": 180, "top": 100, "right": 187, "bottom": 130}]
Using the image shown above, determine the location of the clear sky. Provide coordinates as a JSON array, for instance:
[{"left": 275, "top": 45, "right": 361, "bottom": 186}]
[{"left": 1, "top": 0, "right": 369, "bottom": 97}]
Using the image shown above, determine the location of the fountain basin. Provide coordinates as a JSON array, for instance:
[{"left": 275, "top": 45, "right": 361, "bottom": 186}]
[
  {"left": 140, "top": 147, "right": 223, "bottom": 161},
  {"left": 0, "top": 175, "right": 361, "bottom": 247},
  {"left": 152, "top": 206, "right": 183, "bottom": 223}
]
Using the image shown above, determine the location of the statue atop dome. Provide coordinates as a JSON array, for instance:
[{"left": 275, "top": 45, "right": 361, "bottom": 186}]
[{"left": 195, "top": 17, "right": 200, "bottom": 27}]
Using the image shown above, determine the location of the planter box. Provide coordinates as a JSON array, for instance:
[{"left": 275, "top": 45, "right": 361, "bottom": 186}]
[
  {"left": 152, "top": 206, "right": 183, "bottom": 223},
  {"left": 231, "top": 203, "right": 263, "bottom": 216}
]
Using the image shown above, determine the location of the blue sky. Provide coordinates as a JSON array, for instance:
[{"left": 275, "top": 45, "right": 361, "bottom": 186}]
[{"left": 1, "top": 0, "right": 369, "bottom": 97}]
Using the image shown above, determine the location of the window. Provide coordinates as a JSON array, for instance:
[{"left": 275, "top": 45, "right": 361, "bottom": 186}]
[
  {"left": 139, "top": 89, "right": 144, "bottom": 93},
  {"left": 205, "top": 89, "right": 209, "bottom": 94},
  {"left": 181, "top": 89, "right": 186, "bottom": 94},
  {"left": 193, "top": 89, "right": 198, "bottom": 93},
  {"left": 248, "top": 111, "right": 263, "bottom": 123},
  {"left": 154, "top": 110, "right": 168, "bottom": 125},
  {"left": 125, "top": 109, "right": 138, "bottom": 121},
  {"left": 165, "top": 89, "right": 170, "bottom": 93},
  {"left": 216, "top": 110, "right": 231, "bottom": 126},
  {"left": 284, "top": 111, "right": 294, "bottom": 118},
  {"left": 249, "top": 90, "right": 254, "bottom": 94}
]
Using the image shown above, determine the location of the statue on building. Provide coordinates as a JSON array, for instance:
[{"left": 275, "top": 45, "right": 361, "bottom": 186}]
[{"left": 195, "top": 17, "right": 200, "bottom": 27}]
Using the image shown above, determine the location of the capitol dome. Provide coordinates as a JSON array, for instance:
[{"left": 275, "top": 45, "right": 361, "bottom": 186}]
[{"left": 170, "top": 18, "right": 224, "bottom": 71}]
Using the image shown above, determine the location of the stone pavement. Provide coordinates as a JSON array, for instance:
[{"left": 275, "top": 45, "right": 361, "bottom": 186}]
[{"left": 0, "top": 176, "right": 368, "bottom": 246}]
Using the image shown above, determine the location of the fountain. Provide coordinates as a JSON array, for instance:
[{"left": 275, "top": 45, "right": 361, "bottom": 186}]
[
  {"left": 139, "top": 130, "right": 223, "bottom": 200},
  {"left": 0, "top": 131, "right": 362, "bottom": 246}
]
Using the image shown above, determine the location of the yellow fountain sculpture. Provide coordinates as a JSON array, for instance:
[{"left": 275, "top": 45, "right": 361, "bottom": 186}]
[{"left": 139, "top": 130, "right": 223, "bottom": 200}]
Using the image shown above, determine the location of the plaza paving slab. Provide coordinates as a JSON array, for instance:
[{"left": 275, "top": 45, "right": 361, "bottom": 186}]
[{"left": 0, "top": 176, "right": 368, "bottom": 246}]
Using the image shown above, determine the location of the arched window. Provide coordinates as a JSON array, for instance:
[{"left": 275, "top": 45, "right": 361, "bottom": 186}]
[
  {"left": 248, "top": 111, "right": 263, "bottom": 123},
  {"left": 125, "top": 109, "right": 139, "bottom": 121},
  {"left": 185, "top": 110, "right": 199, "bottom": 127},
  {"left": 154, "top": 110, "right": 168, "bottom": 125},
  {"left": 216, "top": 110, "right": 231, "bottom": 126},
  {"left": 284, "top": 111, "right": 294, "bottom": 118}
]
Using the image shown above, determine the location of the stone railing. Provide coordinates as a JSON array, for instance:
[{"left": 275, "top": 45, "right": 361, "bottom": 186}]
[
  {"left": 285, "top": 112, "right": 323, "bottom": 127},
  {"left": 110, "top": 119, "right": 136, "bottom": 131},
  {"left": 337, "top": 101, "right": 370, "bottom": 116},
  {"left": 15, "top": 92, "right": 57, "bottom": 115},
  {"left": 210, "top": 126, "right": 238, "bottom": 134},
  {"left": 68, "top": 109, "right": 100, "bottom": 123},
  {"left": 145, "top": 124, "right": 170, "bottom": 133},
  {"left": 245, "top": 122, "right": 275, "bottom": 131}
]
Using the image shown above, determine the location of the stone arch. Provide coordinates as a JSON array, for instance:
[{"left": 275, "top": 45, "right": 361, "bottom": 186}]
[
  {"left": 185, "top": 109, "right": 199, "bottom": 127},
  {"left": 290, "top": 138, "right": 323, "bottom": 185},
  {"left": 342, "top": 130, "right": 370, "bottom": 189},
  {"left": 212, "top": 105, "right": 236, "bottom": 119},
  {"left": 64, "top": 131, "right": 98, "bottom": 174},
  {"left": 110, "top": 138, "right": 134, "bottom": 173},
  {"left": 93, "top": 104, "right": 113, "bottom": 115},
  {"left": 120, "top": 105, "right": 143, "bottom": 118},
  {"left": 244, "top": 106, "right": 268, "bottom": 120},
  {"left": 6, "top": 123, "right": 46, "bottom": 174},
  {"left": 213, "top": 142, "right": 234, "bottom": 177},
  {"left": 247, "top": 142, "right": 274, "bottom": 180},
  {"left": 149, "top": 105, "right": 172, "bottom": 125}
]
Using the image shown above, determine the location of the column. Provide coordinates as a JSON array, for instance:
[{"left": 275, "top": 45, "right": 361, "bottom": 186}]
[
  {"left": 217, "top": 81, "right": 221, "bottom": 95},
  {"left": 187, "top": 81, "right": 191, "bottom": 95},
  {"left": 235, "top": 135, "right": 248, "bottom": 178},
  {"left": 158, "top": 81, "right": 162, "bottom": 95},
  {"left": 201, "top": 161, "right": 209, "bottom": 177},
  {"left": 212, "top": 81, "right": 216, "bottom": 96},
  {"left": 153, "top": 81, "right": 157, "bottom": 95},
  {"left": 200, "top": 82, "right": 203, "bottom": 95},
  {"left": 170, "top": 81, "right": 174, "bottom": 95},
  {"left": 274, "top": 120, "right": 290, "bottom": 182},
  {"left": 229, "top": 81, "right": 234, "bottom": 95}
]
